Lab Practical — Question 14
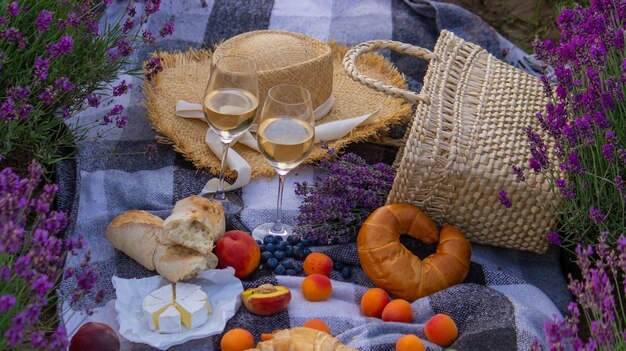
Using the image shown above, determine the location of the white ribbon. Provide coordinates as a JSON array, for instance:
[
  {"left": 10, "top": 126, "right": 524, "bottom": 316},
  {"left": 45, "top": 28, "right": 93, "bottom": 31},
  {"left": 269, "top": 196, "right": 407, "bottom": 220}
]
[{"left": 175, "top": 95, "right": 380, "bottom": 193}]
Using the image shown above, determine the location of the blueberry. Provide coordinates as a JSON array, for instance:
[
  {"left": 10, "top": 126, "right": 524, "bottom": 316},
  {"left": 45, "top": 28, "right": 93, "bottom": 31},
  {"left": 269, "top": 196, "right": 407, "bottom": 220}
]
[
  {"left": 287, "top": 236, "right": 301, "bottom": 244},
  {"left": 272, "top": 235, "right": 284, "bottom": 242},
  {"left": 261, "top": 251, "right": 272, "bottom": 262},
  {"left": 263, "top": 236, "right": 275, "bottom": 244},
  {"left": 333, "top": 261, "right": 344, "bottom": 271},
  {"left": 258, "top": 244, "right": 266, "bottom": 251},
  {"left": 341, "top": 266, "right": 352, "bottom": 279},
  {"left": 301, "top": 239, "right": 311, "bottom": 247},
  {"left": 255, "top": 240, "right": 263, "bottom": 245},
  {"left": 310, "top": 239, "right": 321, "bottom": 246},
  {"left": 295, "top": 242, "right": 306, "bottom": 250},
  {"left": 266, "top": 243, "right": 276, "bottom": 252},
  {"left": 294, "top": 264, "right": 303, "bottom": 273},
  {"left": 282, "top": 261, "right": 294, "bottom": 269},
  {"left": 285, "top": 245, "right": 294, "bottom": 257},
  {"left": 294, "top": 248, "right": 305, "bottom": 260},
  {"left": 303, "top": 248, "right": 312, "bottom": 256},
  {"left": 286, "top": 269, "right": 296, "bottom": 276},
  {"left": 266, "top": 258, "right": 278, "bottom": 269},
  {"left": 273, "top": 250, "right": 286, "bottom": 261},
  {"left": 278, "top": 241, "right": 289, "bottom": 250},
  {"left": 274, "top": 264, "right": 286, "bottom": 275}
]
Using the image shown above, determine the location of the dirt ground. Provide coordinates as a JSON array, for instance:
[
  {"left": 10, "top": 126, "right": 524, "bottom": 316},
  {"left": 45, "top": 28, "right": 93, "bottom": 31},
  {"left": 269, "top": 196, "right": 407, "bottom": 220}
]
[{"left": 442, "top": 0, "right": 561, "bottom": 52}]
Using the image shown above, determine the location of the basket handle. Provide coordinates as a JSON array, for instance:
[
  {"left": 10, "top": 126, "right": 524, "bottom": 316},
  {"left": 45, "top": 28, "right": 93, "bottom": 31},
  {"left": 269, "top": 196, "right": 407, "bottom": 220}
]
[{"left": 343, "top": 40, "right": 435, "bottom": 104}]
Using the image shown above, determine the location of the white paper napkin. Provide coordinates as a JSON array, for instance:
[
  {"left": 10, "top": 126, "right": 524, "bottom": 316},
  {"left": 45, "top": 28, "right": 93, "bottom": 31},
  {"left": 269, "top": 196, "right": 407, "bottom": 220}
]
[
  {"left": 176, "top": 96, "right": 380, "bottom": 193},
  {"left": 111, "top": 268, "right": 243, "bottom": 350}
]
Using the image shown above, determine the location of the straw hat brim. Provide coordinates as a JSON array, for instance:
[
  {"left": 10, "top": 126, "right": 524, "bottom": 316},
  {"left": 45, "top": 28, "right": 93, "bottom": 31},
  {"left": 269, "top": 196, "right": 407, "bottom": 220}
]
[{"left": 144, "top": 43, "right": 412, "bottom": 179}]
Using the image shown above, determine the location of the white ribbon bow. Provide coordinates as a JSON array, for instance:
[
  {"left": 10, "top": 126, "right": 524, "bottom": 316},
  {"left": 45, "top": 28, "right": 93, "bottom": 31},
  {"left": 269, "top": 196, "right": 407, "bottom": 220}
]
[{"left": 175, "top": 95, "right": 380, "bottom": 193}]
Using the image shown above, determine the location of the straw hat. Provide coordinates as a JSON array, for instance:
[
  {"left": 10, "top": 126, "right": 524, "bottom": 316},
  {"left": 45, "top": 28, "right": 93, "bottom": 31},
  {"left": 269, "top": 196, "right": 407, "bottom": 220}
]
[{"left": 144, "top": 30, "right": 412, "bottom": 178}]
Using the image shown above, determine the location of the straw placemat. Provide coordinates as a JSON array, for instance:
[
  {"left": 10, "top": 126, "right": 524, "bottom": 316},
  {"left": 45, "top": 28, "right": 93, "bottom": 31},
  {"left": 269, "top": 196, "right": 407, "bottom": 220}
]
[{"left": 143, "top": 44, "right": 412, "bottom": 178}]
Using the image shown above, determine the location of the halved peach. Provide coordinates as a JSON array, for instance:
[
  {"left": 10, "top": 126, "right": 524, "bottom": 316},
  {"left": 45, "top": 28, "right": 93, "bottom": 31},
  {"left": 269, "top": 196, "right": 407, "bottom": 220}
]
[{"left": 241, "top": 284, "right": 291, "bottom": 316}]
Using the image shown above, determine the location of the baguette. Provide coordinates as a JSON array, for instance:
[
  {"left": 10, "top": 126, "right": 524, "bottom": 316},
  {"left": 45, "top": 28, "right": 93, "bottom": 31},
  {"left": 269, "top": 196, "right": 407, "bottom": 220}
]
[
  {"left": 162, "top": 195, "right": 225, "bottom": 255},
  {"left": 154, "top": 244, "right": 218, "bottom": 282},
  {"left": 105, "top": 210, "right": 162, "bottom": 270},
  {"left": 106, "top": 209, "right": 219, "bottom": 282}
]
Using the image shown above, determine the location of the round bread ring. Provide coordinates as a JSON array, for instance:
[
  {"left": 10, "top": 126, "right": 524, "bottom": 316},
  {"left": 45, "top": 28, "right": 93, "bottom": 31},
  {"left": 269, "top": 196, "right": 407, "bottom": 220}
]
[{"left": 357, "top": 204, "right": 472, "bottom": 301}]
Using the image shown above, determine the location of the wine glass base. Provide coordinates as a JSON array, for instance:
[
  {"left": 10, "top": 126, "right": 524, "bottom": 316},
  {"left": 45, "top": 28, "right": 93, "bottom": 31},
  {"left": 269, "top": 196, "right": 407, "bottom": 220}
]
[
  {"left": 252, "top": 222, "right": 293, "bottom": 241},
  {"left": 203, "top": 192, "right": 242, "bottom": 215}
]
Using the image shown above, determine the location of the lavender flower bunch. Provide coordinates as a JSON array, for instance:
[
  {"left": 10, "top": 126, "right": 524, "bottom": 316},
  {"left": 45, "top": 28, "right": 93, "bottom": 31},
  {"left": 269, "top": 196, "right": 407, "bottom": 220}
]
[
  {"left": 520, "top": 0, "right": 626, "bottom": 247},
  {"left": 294, "top": 150, "right": 396, "bottom": 244},
  {"left": 0, "top": 162, "right": 99, "bottom": 350},
  {"left": 531, "top": 234, "right": 626, "bottom": 351},
  {"left": 0, "top": 0, "right": 173, "bottom": 173}
]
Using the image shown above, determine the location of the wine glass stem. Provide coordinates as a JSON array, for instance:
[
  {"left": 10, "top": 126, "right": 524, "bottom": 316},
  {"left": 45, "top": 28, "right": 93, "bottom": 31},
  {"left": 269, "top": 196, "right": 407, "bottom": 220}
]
[
  {"left": 272, "top": 174, "right": 287, "bottom": 233},
  {"left": 215, "top": 141, "right": 231, "bottom": 201}
]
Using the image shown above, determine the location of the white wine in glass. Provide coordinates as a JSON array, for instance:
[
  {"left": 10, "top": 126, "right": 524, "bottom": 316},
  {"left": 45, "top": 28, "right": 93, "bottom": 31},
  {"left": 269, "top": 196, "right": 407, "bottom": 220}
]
[
  {"left": 203, "top": 56, "right": 258, "bottom": 214},
  {"left": 203, "top": 88, "right": 258, "bottom": 140},
  {"left": 252, "top": 85, "right": 315, "bottom": 240}
]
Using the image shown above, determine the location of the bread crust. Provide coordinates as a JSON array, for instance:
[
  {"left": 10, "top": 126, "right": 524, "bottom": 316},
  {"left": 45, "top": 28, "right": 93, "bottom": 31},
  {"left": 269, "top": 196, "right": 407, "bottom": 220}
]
[
  {"left": 154, "top": 244, "right": 218, "bottom": 282},
  {"left": 106, "top": 210, "right": 163, "bottom": 270},
  {"left": 357, "top": 204, "right": 472, "bottom": 301},
  {"left": 162, "top": 195, "right": 225, "bottom": 254}
]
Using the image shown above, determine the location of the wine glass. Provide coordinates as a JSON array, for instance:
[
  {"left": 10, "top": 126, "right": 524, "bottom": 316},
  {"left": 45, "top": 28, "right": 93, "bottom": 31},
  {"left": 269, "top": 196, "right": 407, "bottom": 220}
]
[
  {"left": 203, "top": 55, "right": 258, "bottom": 214},
  {"left": 252, "top": 84, "right": 315, "bottom": 240}
]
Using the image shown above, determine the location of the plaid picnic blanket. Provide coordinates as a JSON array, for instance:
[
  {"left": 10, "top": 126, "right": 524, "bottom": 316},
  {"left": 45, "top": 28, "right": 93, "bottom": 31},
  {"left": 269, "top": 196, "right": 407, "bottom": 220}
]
[{"left": 56, "top": 1, "right": 572, "bottom": 350}]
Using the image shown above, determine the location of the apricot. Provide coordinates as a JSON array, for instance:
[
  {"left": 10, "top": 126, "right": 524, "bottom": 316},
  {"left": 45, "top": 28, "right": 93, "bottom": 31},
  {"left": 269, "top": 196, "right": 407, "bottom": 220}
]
[
  {"left": 360, "top": 288, "right": 391, "bottom": 318},
  {"left": 303, "top": 252, "right": 333, "bottom": 277},
  {"left": 241, "top": 284, "right": 291, "bottom": 316},
  {"left": 69, "top": 322, "right": 120, "bottom": 351},
  {"left": 221, "top": 328, "right": 254, "bottom": 351},
  {"left": 214, "top": 230, "right": 260, "bottom": 279},
  {"left": 396, "top": 334, "right": 425, "bottom": 351},
  {"left": 381, "top": 299, "right": 413, "bottom": 323},
  {"left": 301, "top": 274, "right": 333, "bottom": 301},
  {"left": 261, "top": 333, "right": 273, "bottom": 341},
  {"left": 424, "top": 313, "right": 458, "bottom": 347},
  {"left": 303, "top": 319, "right": 331, "bottom": 334}
]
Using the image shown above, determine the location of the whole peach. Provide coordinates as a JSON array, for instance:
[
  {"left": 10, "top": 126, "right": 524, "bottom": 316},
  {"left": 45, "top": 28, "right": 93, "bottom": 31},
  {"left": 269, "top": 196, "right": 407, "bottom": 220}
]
[
  {"left": 381, "top": 299, "right": 413, "bottom": 323},
  {"left": 69, "top": 322, "right": 120, "bottom": 351},
  {"left": 301, "top": 274, "right": 333, "bottom": 301},
  {"left": 360, "top": 288, "right": 391, "bottom": 318},
  {"left": 214, "top": 230, "right": 260, "bottom": 279},
  {"left": 303, "top": 252, "right": 333, "bottom": 277},
  {"left": 424, "top": 313, "right": 458, "bottom": 347}
]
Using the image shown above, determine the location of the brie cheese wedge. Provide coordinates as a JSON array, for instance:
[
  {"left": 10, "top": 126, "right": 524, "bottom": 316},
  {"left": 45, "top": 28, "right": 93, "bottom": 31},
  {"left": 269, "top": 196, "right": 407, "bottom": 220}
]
[
  {"left": 141, "top": 283, "right": 212, "bottom": 333},
  {"left": 158, "top": 305, "right": 182, "bottom": 334}
]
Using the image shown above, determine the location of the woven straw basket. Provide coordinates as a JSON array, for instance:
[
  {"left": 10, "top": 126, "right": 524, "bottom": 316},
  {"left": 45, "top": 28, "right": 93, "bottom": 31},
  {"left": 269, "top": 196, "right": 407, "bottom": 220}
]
[{"left": 344, "top": 30, "right": 559, "bottom": 253}]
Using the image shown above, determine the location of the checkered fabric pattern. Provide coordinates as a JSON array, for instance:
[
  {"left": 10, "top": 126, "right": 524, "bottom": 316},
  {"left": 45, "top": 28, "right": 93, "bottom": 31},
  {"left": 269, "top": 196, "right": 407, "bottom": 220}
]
[{"left": 56, "top": 1, "right": 571, "bottom": 350}]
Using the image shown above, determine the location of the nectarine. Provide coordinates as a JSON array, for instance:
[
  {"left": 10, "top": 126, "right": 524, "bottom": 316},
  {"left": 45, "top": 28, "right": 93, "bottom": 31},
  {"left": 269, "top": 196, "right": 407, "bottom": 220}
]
[
  {"left": 241, "top": 284, "right": 291, "bottom": 316},
  {"left": 214, "top": 230, "right": 260, "bottom": 279}
]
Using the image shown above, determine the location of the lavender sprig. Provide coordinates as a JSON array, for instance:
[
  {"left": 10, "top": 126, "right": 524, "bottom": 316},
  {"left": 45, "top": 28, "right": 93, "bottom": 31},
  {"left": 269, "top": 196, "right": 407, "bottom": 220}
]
[
  {"left": 294, "top": 150, "right": 396, "bottom": 244},
  {"left": 515, "top": 0, "right": 626, "bottom": 247},
  {"left": 0, "top": 162, "right": 99, "bottom": 350},
  {"left": 532, "top": 234, "right": 626, "bottom": 351}
]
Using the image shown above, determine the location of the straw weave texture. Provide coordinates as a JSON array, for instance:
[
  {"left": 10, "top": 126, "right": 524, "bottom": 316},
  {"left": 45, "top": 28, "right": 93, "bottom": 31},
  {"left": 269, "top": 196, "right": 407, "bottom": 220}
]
[
  {"left": 346, "top": 30, "right": 559, "bottom": 253},
  {"left": 143, "top": 43, "right": 412, "bottom": 179}
]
